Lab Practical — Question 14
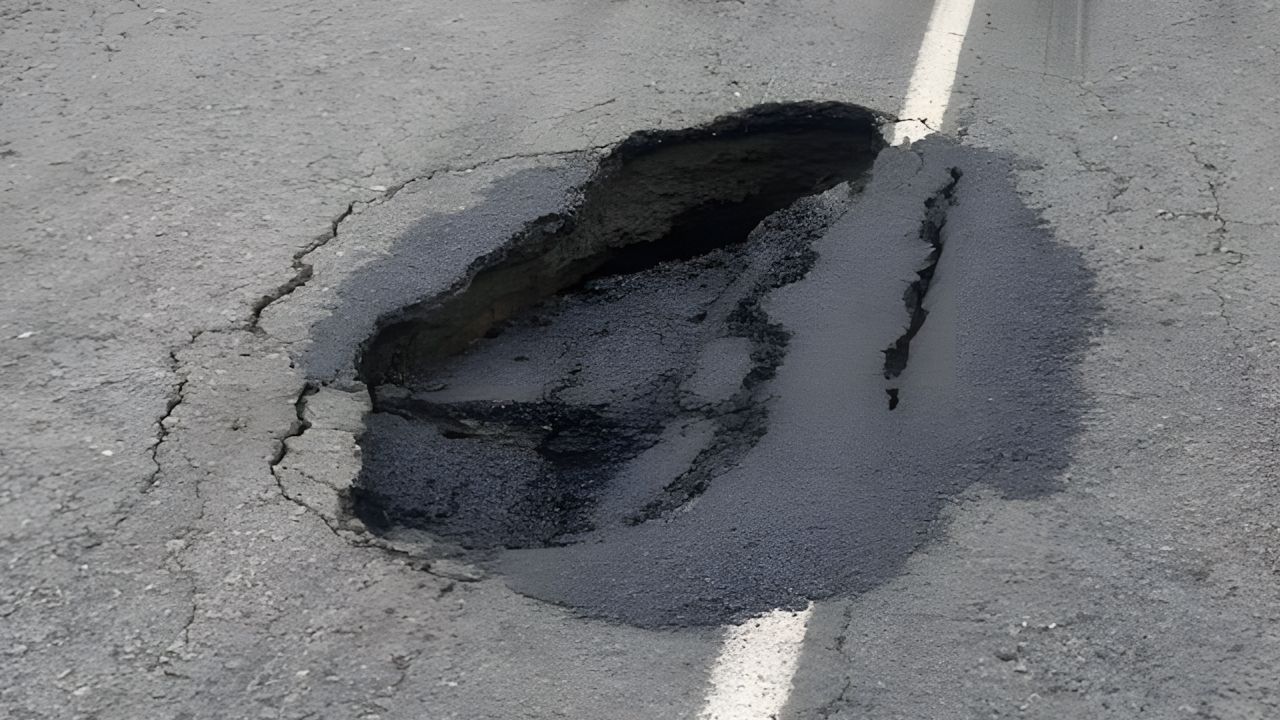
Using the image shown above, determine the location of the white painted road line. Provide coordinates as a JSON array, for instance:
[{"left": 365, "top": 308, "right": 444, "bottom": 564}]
[
  {"left": 697, "top": 3, "right": 978, "bottom": 716},
  {"left": 698, "top": 604, "right": 813, "bottom": 720},
  {"left": 892, "top": 0, "right": 979, "bottom": 145}
]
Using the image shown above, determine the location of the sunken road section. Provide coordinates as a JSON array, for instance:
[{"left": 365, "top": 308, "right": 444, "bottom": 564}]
[
  {"left": 354, "top": 102, "right": 884, "bottom": 547},
  {"left": 342, "top": 103, "right": 1095, "bottom": 628}
]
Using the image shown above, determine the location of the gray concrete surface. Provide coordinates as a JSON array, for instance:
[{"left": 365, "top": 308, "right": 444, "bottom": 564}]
[{"left": 2, "top": 0, "right": 1279, "bottom": 718}]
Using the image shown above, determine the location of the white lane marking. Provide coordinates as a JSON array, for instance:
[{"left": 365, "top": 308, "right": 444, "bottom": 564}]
[
  {"left": 891, "top": 0, "right": 979, "bottom": 145},
  {"left": 698, "top": 604, "right": 813, "bottom": 720}
]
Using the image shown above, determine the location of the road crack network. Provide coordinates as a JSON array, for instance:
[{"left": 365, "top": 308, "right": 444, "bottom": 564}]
[{"left": 135, "top": 146, "right": 621, "bottom": 541}]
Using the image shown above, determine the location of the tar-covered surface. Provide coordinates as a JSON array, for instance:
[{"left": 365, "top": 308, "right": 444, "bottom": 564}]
[{"left": 344, "top": 105, "right": 1096, "bottom": 628}]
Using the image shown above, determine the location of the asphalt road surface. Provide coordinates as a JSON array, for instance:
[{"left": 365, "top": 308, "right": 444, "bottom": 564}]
[{"left": 3, "top": 1, "right": 1279, "bottom": 719}]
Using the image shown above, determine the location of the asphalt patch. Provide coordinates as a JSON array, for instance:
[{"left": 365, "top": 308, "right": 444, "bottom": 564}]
[{"left": 343, "top": 103, "right": 1096, "bottom": 628}]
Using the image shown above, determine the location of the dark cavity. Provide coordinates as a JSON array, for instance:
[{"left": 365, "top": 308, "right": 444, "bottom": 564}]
[{"left": 352, "top": 102, "right": 884, "bottom": 549}]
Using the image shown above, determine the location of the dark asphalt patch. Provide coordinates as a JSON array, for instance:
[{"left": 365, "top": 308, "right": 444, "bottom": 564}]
[{"left": 341, "top": 103, "right": 1096, "bottom": 628}]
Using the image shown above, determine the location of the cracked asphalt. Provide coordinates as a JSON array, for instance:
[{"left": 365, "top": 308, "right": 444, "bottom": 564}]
[{"left": 3, "top": 1, "right": 1280, "bottom": 719}]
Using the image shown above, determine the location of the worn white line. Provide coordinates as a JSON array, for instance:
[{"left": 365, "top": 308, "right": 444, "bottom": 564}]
[
  {"left": 698, "top": 604, "right": 813, "bottom": 720},
  {"left": 891, "top": 0, "right": 979, "bottom": 145}
]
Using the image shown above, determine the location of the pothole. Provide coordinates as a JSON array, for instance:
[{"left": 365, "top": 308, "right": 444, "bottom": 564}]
[
  {"left": 353, "top": 102, "right": 884, "bottom": 549},
  {"left": 331, "top": 102, "right": 1096, "bottom": 627}
]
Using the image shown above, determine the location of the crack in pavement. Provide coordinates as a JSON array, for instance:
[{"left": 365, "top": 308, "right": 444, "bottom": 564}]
[
  {"left": 806, "top": 603, "right": 856, "bottom": 719},
  {"left": 265, "top": 383, "right": 351, "bottom": 540},
  {"left": 882, "top": 167, "right": 962, "bottom": 385},
  {"left": 815, "top": 677, "right": 854, "bottom": 720},
  {"left": 145, "top": 347, "right": 190, "bottom": 487},
  {"left": 1185, "top": 142, "right": 1248, "bottom": 264},
  {"left": 263, "top": 377, "right": 492, "bottom": 586},
  {"left": 248, "top": 146, "right": 615, "bottom": 334},
  {"left": 1183, "top": 142, "right": 1254, "bottom": 374},
  {"left": 248, "top": 203, "right": 359, "bottom": 328},
  {"left": 1069, "top": 145, "right": 1132, "bottom": 214}
]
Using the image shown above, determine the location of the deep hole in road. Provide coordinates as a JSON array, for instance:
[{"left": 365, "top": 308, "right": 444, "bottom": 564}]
[
  {"left": 352, "top": 102, "right": 885, "bottom": 549},
  {"left": 326, "top": 102, "right": 1097, "bottom": 627}
]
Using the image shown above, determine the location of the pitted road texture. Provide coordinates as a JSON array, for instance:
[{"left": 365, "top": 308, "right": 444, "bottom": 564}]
[{"left": 349, "top": 109, "right": 1094, "bottom": 628}]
